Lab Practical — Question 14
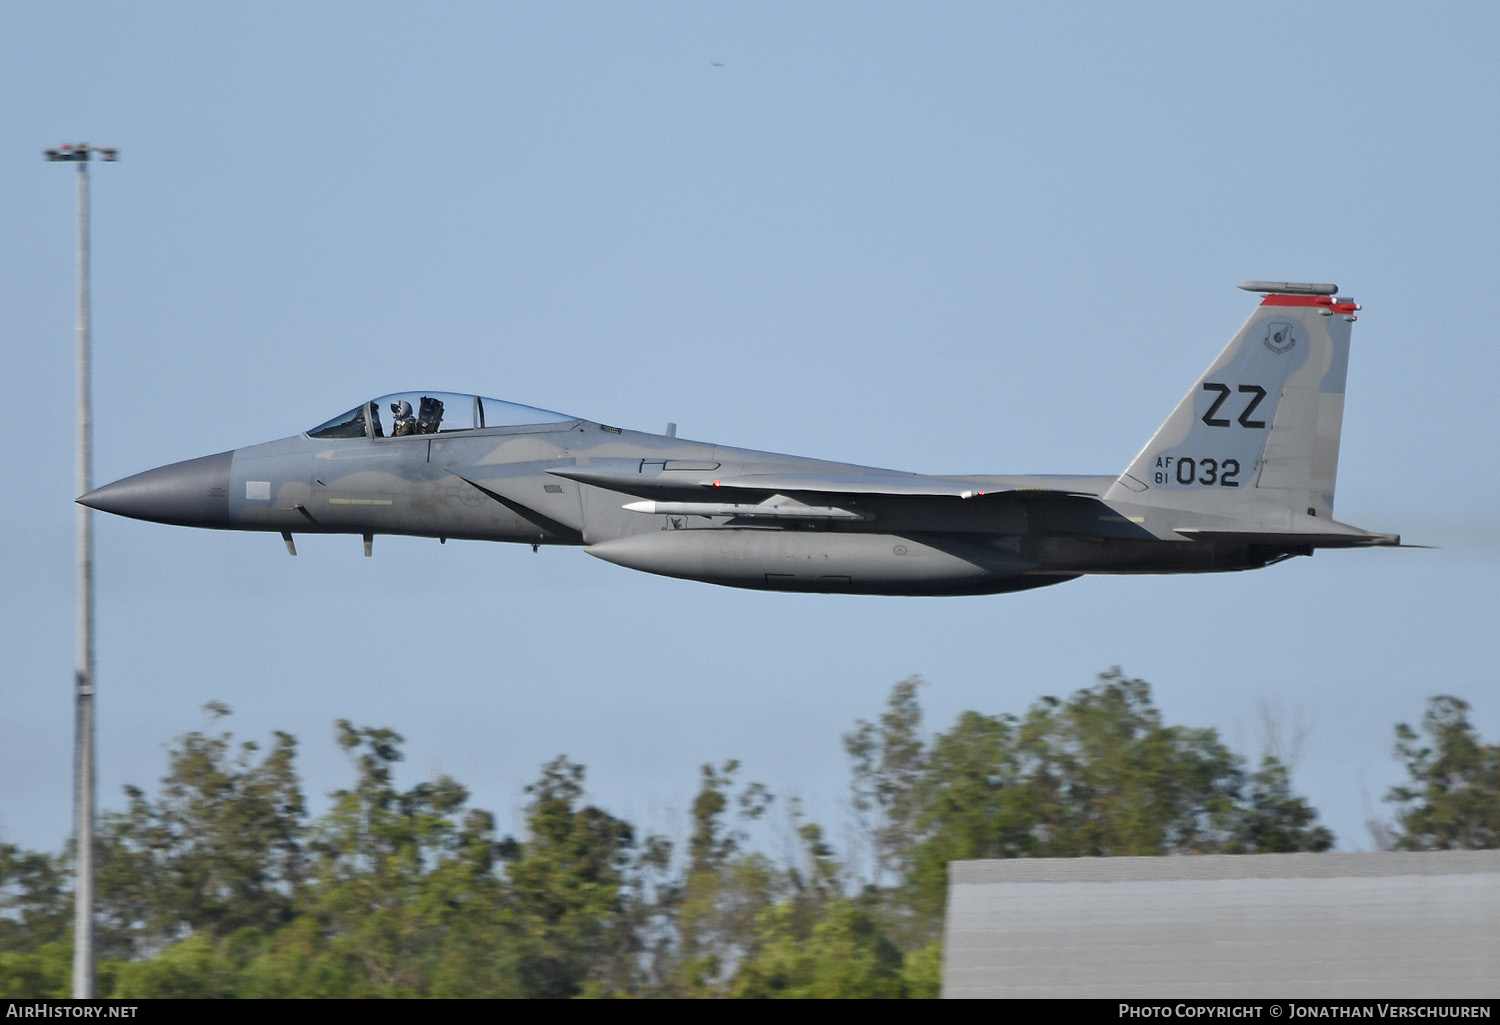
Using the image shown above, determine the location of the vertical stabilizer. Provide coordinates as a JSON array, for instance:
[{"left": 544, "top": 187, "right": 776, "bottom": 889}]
[{"left": 1103, "top": 283, "right": 1360, "bottom": 528}]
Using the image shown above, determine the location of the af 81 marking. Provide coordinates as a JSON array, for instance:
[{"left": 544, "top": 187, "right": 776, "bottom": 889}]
[{"left": 1153, "top": 455, "right": 1241, "bottom": 487}]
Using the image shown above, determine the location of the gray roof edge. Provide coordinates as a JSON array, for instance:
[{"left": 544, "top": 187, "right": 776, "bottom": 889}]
[{"left": 948, "top": 849, "right": 1500, "bottom": 885}]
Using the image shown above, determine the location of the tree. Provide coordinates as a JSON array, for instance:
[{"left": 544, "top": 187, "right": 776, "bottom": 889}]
[
  {"left": 93, "top": 703, "right": 305, "bottom": 960},
  {"left": 0, "top": 843, "right": 70, "bottom": 953},
  {"left": 0, "top": 941, "right": 71, "bottom": 999},
  {"left": 845, "top": 677, "right": 928, "bottom": 888},
  {"left": 711, "top": 797, "right": 909, "bottom": 999},
  {"left": 0, "top": 842, "right": 74, "bottom": 996},
  {"left": 1388, "top": 696, "right": 1500, "bottom": 850},
  {"left": 109, "top": 933, "right": 234, "bottom": 999},
  {"left": 13, "top": 669, "right": 1354, "bottom": 998},
  {"left": 299, "top": 721, "right": 512, "bottom": 997},
  {"left": 857, "top": 669, "right": 1336, "bottom": 928},
  {"left": 1230, "top": 755, "right": 1333, "bottom": 853},
  {"left": 505, "top": 756, "right": 635, "bottom": 997},
  {"left": 731, "top": 898, "right": 904, "bottom": 999},
  {"left": 649, "top": 760, "right": 778, "bottom": 996},
  {"left": 1030, "top": 669, "right": 1246, "bottom": 856}
]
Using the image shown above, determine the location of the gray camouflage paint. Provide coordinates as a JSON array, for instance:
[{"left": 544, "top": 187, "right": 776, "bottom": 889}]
[{"left": 80, "top": 284, "right": 1398, "bottom": 596}]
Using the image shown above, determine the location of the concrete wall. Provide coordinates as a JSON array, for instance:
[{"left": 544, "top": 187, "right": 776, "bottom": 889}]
[{"left": 942, "top": 850, "right": 1500, "bottom": 998}]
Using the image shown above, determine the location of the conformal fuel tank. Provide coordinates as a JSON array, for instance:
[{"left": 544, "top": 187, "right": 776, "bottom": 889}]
[{"left": 585, "top": 528, "right": 1068, "bottom": 595}]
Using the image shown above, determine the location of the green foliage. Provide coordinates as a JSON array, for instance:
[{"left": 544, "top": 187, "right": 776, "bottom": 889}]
[
  {"left": 1231, "top": 756, "right": 1334, "bottom": 853},
  {"left": 650, "top": 761, "right": 779, "bottom": 996},
  {"left": 10, "top": 669, "right": 1358, "bottom": 998},
  {"left": 1388, "top": 696, "right": 1500, "bottom": 850},
  {"left": 0, "top": 941, "right": 71, "bottom": 998},
  {"left": 302, "top": 721, "right": 509, "bottom": 996},
  {"left": 876, "top": 669, "right": 1337, "bottom": 922},
  {"left": 1026, "top": 669, "right": 1243, "bottom": 856},
  {"left": 845, "top": 677, "right": 927, "bottom": 888},
  {"left": 507, "top": 756, "right": 634, "bottom": 997},
  {"left": 231, "top": 916, "right": 362, "bottom": 998},
  {"left": 110, "top": 933, "right": 234, "bottom": 999},
  {"left": 899, "top": 938, "right": 943, "bottom": 999},
  {"left": 94, "top": 703, "right": 305, "bottom": 960},
  {"left": 732, "top": 899, "right": 903, "bottom": 999},
  {"left": 0, "top": 844, "right": 70, "bottom": 954}
]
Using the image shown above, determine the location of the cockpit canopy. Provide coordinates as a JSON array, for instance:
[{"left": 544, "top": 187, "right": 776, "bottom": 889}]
[{"left": 308, "top": 392, "right": 577, "bottom": 439}]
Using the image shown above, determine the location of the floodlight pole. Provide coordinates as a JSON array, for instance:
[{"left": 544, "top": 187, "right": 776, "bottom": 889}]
[{"left": 45, "top": 141, "right": 116, "bottom": 1001}]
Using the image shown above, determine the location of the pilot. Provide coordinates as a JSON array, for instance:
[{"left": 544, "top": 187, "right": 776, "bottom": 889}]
[{"left": 391, "top": 400, "right": 418, "bottom": 436}]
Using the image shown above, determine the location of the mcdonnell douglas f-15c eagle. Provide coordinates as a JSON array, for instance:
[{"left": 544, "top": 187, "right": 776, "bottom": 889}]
[{"left": 81, "top": 282, "right": 1399, "bottom": 596}]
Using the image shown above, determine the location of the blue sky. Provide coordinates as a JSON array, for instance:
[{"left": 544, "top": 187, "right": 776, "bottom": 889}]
[{"left": 4, "top": 2, "right": 1498, "bottom": 862}]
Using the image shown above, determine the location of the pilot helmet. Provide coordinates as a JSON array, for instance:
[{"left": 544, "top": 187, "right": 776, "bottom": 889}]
[{"left": 392, "top": 400, "right": 413, "bottom": 418}]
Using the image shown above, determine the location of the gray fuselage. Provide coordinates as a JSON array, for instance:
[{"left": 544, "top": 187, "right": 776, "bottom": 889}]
[
  {"left": 81, "top": 413, "right": 1308, "bottom": 596},
  {"left": 79, "top": 285, "right": 1401, "bottom": 596}
]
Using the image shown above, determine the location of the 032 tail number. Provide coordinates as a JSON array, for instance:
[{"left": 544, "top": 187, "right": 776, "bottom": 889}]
[{"left": 1154, "top": 456, "right": 1240, "bottom": 487}]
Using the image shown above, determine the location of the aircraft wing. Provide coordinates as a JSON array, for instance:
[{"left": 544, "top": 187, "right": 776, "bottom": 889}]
[{"left": 548, "top": 466, "right": 1028, "bottom": 500}]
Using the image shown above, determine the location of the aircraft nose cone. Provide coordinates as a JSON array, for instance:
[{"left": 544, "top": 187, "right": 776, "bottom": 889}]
[{"left": 78, "top": 451, "right": 232, "bottom": 527}]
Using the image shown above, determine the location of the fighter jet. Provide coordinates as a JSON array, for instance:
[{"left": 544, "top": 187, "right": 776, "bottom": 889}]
[{"left": 80, "top": 282, "right": 1399, "bottom": 596}]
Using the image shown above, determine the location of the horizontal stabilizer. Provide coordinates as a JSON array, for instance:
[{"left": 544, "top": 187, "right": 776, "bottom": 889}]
[{"left": 1175, "top": 528, "right": 1400, "bottom": 549}]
